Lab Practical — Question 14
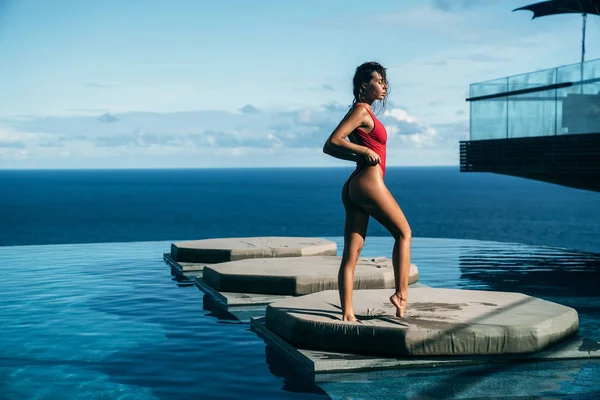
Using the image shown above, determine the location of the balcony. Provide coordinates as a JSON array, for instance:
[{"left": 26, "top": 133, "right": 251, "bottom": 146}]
[{"left": 460, "top": 58, "right": 600, "bottom": 192}]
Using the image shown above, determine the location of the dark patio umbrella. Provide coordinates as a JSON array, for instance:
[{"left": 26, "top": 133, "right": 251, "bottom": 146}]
[{"left": 514, "top": 0, "right": 600, "bottom": 83}]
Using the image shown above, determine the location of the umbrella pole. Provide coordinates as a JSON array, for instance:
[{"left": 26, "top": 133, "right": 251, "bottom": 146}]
[{"left": 580, "top": 13, "right": 587, "bottom": 93}]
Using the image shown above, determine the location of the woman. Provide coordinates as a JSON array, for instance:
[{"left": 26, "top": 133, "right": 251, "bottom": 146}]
[{"left": 323, "top": 61, "right": 412, "bottom": 321}]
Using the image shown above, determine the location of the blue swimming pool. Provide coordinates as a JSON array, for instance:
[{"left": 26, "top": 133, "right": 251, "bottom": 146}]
[{"left": 0, "top": 237, "right": 598, "bottom": 399}]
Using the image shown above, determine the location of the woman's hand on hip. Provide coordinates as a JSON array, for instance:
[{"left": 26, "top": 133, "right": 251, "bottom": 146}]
[{"left": 363, "top": 149, "right": 380, "bottom": 165}]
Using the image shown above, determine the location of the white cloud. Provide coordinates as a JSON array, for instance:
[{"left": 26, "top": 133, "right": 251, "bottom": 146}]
[
  {"left": 432, "top": 0, "right": 480, "bottom": 12},
  {"left": 15, "top": 150, "right": 30, "bottom": 159},
  {"left": 399, "top": 127, "right": 438, "bottom": 148},
  {"left": 384, "top": 109, "right": 417, "bottom": 124},
  {"left": 374, "top": 6, "right": 466, "bottom": 27},
  {"left": 267, "top": 132, "right": 284, "bottom": 148},
  {"left": 296, "top": 109, "right": 312, "bottom": 124},
  {"left": 0, "top": 102, "right": 449, "bottom": 168},
  {"left": 386, "top": 125, "right": 400, "bottom": 137},
  {"left": 216, "top": 147, "right": 249, "bottom": 157},
  {"left": 0, "top": 126, "right": 32, "bottom": 142},
  {"left": 369, "top": 3, "right": 518, "bottom": 43}
]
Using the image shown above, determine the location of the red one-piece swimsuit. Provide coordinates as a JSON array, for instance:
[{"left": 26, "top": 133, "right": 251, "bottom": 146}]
[{"left": 352, "top": 104, "right": 388, "bottom": 178}]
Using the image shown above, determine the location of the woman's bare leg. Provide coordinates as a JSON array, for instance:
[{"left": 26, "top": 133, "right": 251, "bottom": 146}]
[
  {"left": 388, "top": 224, "right": 411, "bottom": 317},
  {"left": 339, "top": 177, "right": 369, "bottom": 322},
  {"left": 349, "top": 167, "right": 412, "bottom": 317}
]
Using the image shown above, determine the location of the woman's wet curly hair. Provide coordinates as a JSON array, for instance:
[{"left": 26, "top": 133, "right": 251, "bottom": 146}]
[{"left": 352, "top": 61, "right": 389, "bottom": 113}]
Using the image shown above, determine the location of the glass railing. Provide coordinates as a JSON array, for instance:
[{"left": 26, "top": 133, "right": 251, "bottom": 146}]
[{"left": 468, "top": 58, "right": 600, "bottom": 141}]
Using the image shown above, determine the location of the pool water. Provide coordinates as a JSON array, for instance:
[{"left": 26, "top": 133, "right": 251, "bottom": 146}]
[{"left": 0, "top": 237, "right": 599, "bottom": 399}]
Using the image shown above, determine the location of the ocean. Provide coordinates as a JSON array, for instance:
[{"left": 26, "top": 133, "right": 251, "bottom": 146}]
[{"left": 1, "top": 167, "right": 599, "bottom": 253}]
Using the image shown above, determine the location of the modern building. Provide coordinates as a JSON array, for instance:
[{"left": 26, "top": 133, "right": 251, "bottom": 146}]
[{"left": 460, "top": 57, "right": 600, "bottom": 192}]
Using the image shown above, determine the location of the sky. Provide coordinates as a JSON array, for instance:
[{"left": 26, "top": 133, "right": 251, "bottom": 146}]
[{"left": 0, "top": 0, "right": 598, "bottom": 169}]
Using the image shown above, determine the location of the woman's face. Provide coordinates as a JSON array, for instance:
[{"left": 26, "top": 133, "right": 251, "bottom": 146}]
[{"left": 365, "top": 72, "right": 388, "bottom": 102}]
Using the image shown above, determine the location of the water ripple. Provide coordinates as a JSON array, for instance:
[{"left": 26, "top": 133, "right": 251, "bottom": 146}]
[{"left": 0, "top": 238, "right": 598, "bottom": 399}]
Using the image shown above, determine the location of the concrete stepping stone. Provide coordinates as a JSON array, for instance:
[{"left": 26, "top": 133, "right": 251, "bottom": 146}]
[
  {"left": 252, "top": 315, "right": 598, "bottom": 375},
  {"left": 203, "top": 256, "right": 419, "bottom": 296},
  {"left": 170, "top": 237, "right": 337, "bottom": 264},
  {"left": 196, "top": 278, "right": 428, "bottom": 322},
  {"left": 163, "top": 252, "right": 216, "bottom": 281},
  {"left": 265, "top": 287, "right": 579, "bottom": 357}
]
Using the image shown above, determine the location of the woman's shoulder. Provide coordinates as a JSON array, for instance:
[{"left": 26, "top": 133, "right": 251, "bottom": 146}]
[{"left": 351, "top": 102, "right": 373, "bottom": 116}]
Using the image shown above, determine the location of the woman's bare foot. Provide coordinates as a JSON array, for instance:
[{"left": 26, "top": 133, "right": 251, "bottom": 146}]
[
  {"left": 341, "top": 313, "right": 357, "bottom": 322},
  {"left": 389, "top": 292, "right": 407, "bottom": 318}
]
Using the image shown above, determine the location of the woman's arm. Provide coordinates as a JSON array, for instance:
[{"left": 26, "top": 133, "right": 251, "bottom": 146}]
[
  {"left": 322, "top": 106, "right": 380, "bottom": 164},
  {"left": 323, "top": 141, "right": 357, "bottom": 162}
]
